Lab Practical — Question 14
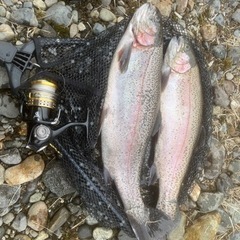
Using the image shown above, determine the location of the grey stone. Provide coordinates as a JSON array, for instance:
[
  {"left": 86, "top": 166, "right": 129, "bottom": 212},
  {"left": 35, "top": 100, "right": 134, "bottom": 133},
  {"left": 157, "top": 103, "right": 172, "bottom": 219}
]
[
  {"left": 10, "top": 8, "right": 38, "bottom": 27},
  {"left": 86, "top": 3, "right": 93, "bottom": 11},
  {"left": 0, "top": 148, "right": 21, "bottom": 165},
  {"left": 225, "top": 72, "right": 234, "bottom": 81},
  {"left": 217, "top": 208, "right": 232, "bottom": 233},
  {"left": 228, "top": 46, "right": 240, "bottom": 65},
  {"left": 228, "top": 160, "right": 240, "bottom": 172},
  {"left": 0, "top": 67, "right": 9, "bottom": 88},
  {"left": 33, "top": 0, "right": 46, "bottom": 10},
  {"left": 45, "top": 0, "right": 57, "bottom": 8},
  {"left": 93, "top": 227, "right": 114, "bottom": 240},
  {"left": 116, "top": 6, "right": 126, "bottom": 16},
  {"left": 204, "top": 137, "right": 225, "bottom": 179},
  {"left": 216, "top": 173, "right": 233, "bottom": 194},
  {"left": 2, "top": 0, "right": 13, "bottom": 6},
  {"left": 101, "top": 0, "right": 111, "bottom": 6},
  {"left": 0, "top": 94, "right": 19, "bottom": 118},
  {"left": 72, "top": 10, "right": 78, "bottom": 23},
  {"left": 0, "top": 6, "right": 6, "bottom": 17},
  {"left": 233, "top": 147, "right": 240, "bottom": 159},
  {"left": 78, "top": 224, "right": 92, "bottom": 239},
  {"left": 67, "top": 203, "right": 81, "bottom": 214},
  {"left": 230, "top": 232, "right": 240, "bottom": 240},
  {"left": 214, "top": 14, "right": 225, "bottom": 26},
  {"left": 168, "top": 212, "right": 186, "bottom": 240},
  {"left": 197, "top": 192, "right": 224, "bottom": 213},
  {"left": 92, "top": 23, "right": 106, "bottom": 35},
  {"left": 0, "top": 217, "right": 2, "bottom": 226},
  {"left": 23, "top": 2, "right": 33, "bottom": 8},
  {"left": 0, "top": 185, "right": 21, "bottom": 208},
  {"left": 0, "top": 165, "right": 4, "bottom": 184},
  {"left": 3, "top": 212, "right": 14, "bottom": 224},
  {"left": 12, "top": 212, "right": 27, "bottom": 232},
  {"left": 29, "top": 192, "right": 42, "bottom": 203},
  {"left": 209, "top": 0, "right": 221, "bottom": 13},
  {"left": 230, "top": 172, "right": 240, "bottom": 184},
  {"left": 118, "top": 230, "right": 136, "bottom": 240},
  {"left": 40, "top": 22, "right": 57, "bottom": 37},
  {"left": 0, "top": 207, "right": 10, "bottom": 217},
  {"left": 42, "top": 161, "right": 75, "bottom": 197},
  {"left": 213, "top": 85, "right": 230, "bottom": 108},
  {"left": 227, "top": 202, "right": 240, "bottom": 224},
  {"left": 4, "top": 139, "right": 24, "bottom": 149},
  {"left": 0, "top": 17, "right": 7, "bottom": 24},
  {"left": 212, "top": 44, "right": 227, "bottom": 59},
  {"left": 48, "top": 207, "right": 70, "bottom": 232},
  {"left": 234, "top": 29, "right": 240, "bottom": 38},
  {"left": 45, "top": 3, "right": 72, "bottom": 27},
  {"left": 90, "top": 9, "right": 99, "bottom": 18},
  {"left": 232, "top": 9, "right": 240, "bottom": 23},
  {"left": 99, "top": 8, "right": 116, "bottom": 22},
  {"left": 0, "top": 226, "right": 5, "bottom": 239}
]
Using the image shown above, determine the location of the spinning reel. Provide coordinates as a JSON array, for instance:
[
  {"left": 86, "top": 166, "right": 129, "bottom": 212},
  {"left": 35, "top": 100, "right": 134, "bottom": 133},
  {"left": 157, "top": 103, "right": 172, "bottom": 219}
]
[{"left": 0, "top": 41, "right": 89, "bottom": 152}]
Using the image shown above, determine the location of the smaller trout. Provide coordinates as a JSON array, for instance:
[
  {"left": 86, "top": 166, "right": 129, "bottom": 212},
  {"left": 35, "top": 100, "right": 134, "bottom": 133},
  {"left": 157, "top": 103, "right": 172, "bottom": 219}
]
[{"left": 154, "top": 36, "right": 203, "bottom": 220}]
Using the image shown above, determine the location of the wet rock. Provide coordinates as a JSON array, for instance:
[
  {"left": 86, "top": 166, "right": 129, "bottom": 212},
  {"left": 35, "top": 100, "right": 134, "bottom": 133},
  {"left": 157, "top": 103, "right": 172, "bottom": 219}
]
[
  {"left": 3, "top": 212, "right": 14, "bottom": 224},
  {"left": 0, "top": 165, "right": 4, "bottom": 184},
  {"left": 214, "top": 85, "right": 230, "bottom": 108},
  {"left": 46, "top": 3, "right": 72, "bottom": 26},
  {"left": 48, "top": 207, "right": 70, "bottom": 233},
  {"left": 212, "top": 44, "right": 227, "bottom": 59},
  {"left": 168, "top": 212, "right": 186, "bottom": 240},
  {"left": 184, "top": 212, "right": 221, "bottom": 240},
  {"left": 201, "top": 24, "right": 217, "bottom": 41},
  {"left": 42, "top": 161, "right": 75, "bottom": 197},
  {"left": 228, "top": 46, "right": 240, "bottom": 65},
  {"left": 27, "top": 201, "right": 48, "bottom": 231},
  {"left": 197, "top": 192, "right": 224, "bottom": 213},
  {"left": 225, "top": 202, "right": 240, "bottom": 224},
  {"left": 99, "top": 8, "right": 116, "bottom": 22},
  {"left": 70, "top": 23, "right": 78, "bottom": 38},
  {"left": 217, "top": 208, "right": 232, "bottom": 233},
  {"left": 5, "top": 154, "right": 45, "bottom": 185},
  {"left": 78, "top": 22, "right": 86, "bottom": 31},
  {"left": 216, "top": 173, "right": 234, "bottom": 194},
  {"left": 232, "top": 9, "right": 240, "bottom": 23},
  {"left": 29, "top": 192, "right": 42, "bottom": 203},
  {"left": 204, "top": 137, "right": 225, "bottom": 179},
  {"left": 93, "top": 227, "right": 114, "bottom": 240},
  {"left": 33, "top": 0, "right": 46, "bottom": 10},
  {"left": 0, "top": 94, "right": 19, "bottom": 118},
  {"left": 14, "top": 235, "right": 31, "bottom": 240},
  {"left": 0, "top": 23, "right": 14, "bottom": 41},
  {"left": 78, "top": 224, "right": 93, "bottom": 239},
  {"left": 10, "top": 8, "right": 38, "bottom": 27},
  {"left": 214, "top": 14, "right": 225, "bottom": 26},
  {"left": 0, "top": 148, "right": 21, "bottom": 165},
  {"left": 92, "top": 23, "right": 106, "bottom": 35},
  {"left": 12, "top": 212, "right": 27, "bottom": 232},
  {"left": 0, "top": 185, "right": 21, "bottom": 208}
]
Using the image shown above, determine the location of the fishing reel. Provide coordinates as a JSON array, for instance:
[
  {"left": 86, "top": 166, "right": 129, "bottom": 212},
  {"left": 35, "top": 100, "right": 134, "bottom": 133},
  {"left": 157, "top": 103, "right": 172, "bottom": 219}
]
[{"left": 0, "top": 40, "right": 89, "bottom": 152}]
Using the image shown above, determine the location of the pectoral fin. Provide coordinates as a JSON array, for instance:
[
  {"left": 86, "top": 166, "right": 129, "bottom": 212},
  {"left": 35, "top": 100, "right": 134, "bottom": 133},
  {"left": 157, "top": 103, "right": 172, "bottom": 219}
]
[{"left": 118, "top": 42, "right": 133, "bottom": 73}]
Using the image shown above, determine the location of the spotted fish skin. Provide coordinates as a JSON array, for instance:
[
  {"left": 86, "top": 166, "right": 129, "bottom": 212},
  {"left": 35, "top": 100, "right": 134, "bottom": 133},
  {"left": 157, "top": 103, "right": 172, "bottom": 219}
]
[
  {"left": 101, "top": 3, "right": 163, "bottom": 239},
  {"left": 154, "top": 36, "right": 203, "bottom": 219}
]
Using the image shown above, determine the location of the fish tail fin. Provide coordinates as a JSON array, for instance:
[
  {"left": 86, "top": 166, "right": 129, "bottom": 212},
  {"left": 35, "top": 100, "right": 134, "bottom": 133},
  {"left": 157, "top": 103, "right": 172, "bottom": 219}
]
[{"left": 126, "top": 207, "right": 174, "bottom": 240}]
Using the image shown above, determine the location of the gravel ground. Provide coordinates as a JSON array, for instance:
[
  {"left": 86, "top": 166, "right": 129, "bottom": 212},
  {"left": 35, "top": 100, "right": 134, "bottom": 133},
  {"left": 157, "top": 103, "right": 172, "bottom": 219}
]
[{"left": 0, "top": 0, "right": 239, "bottom": 239}]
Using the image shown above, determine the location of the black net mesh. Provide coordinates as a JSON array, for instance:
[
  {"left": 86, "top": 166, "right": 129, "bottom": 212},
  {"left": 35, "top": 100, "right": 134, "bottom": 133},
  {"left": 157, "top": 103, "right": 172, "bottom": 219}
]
[{"left": 32, "top": 17, "right": 212, "bottom": 236}]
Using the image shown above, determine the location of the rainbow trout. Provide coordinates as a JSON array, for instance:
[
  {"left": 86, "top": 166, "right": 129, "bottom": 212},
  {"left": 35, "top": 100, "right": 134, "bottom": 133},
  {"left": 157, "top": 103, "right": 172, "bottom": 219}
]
[
  {"left": 101, "top": 3, "right": 163, "bottom": 239},
  {"left": 154, "top": 36, "right": 203, "bottom": 219}
]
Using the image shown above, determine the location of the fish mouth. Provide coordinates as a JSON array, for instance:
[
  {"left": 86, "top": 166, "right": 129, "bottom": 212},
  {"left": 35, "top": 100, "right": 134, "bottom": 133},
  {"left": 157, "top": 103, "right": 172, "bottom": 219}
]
[{"left": 132, "top": 3, "right": 162, "bottom": 47}]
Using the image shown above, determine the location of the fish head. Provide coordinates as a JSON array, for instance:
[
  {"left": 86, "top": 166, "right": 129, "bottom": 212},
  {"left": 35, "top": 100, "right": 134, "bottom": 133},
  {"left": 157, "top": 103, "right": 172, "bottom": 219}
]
[
  {"left": 130, "top": 3, "right": 162, "bottom": 48},
  {"left": 166, "top": 36, "right": 197, "bottom": 73}
]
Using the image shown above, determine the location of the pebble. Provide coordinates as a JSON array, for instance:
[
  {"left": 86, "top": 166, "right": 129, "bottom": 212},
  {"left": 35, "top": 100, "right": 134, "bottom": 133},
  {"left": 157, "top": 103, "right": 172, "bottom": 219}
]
[
  {"left": 201, "top": 24, "right": 217, "bottom": 41},
  {"left": 214, "top": 14, "right": 225, "bottom": 26},
  {"left": 44, "top": 0, "right": 57, "bottom": 8},
  {"left": 23, "top": 2, "right": 33, "bottom": 8},
  {"left": 234, "top": 29, "right": 240, "bottom": 38},
  {"left": 78, "top": 224, "right": 93, "bottom": 239},
  {"left": 11, "top": 212, "right": 27, "bottom": 232},
  {"left": 204, "top": 137, "right": 225, "bottom": 179},
  {"left": 86, "top": 3, "right": 93, "bottom": 11},
  {"left": 0, "top": 185, "right": 20, "bottom": 208},
  {"left": 92, "top": 23, "right": 106, "bottom": 35},
  {"left": 216, "top": 173, "right": 234, "bottom": 194},
  {"left": 27, "top": 201, "right": 48, "bottom": 231},
  {"left": 0, "top": 226, "right": 5, "bottom": 238},
  {"left": 0, "top": 148, "right": 22, "bottom": 165},
  {"left": 34, "top": 231, "right": 49, "bottom": 240},
  {"left": 0, "top": 6, "right": 6, "bottom": 17},
  {"left": 225, "top": 202, "right": 240, "bottom": 224},
  {"left": 33, "top": 0, "right": 46, "bottom": 10},
  {"left": 70, "top": 23, "right": 79, "bottom": 38},
  {"left": 118, "top": 230, "right": 135, "bottom": 240},
  {"left": 150, "top": 0, "right": 172, "bottom": 17},
  {"left": 85, "top": 215, "right": 98, "bottom": 225},
  {"left": 0, "top": 23, "right": 15, "bottom": 41},
  {"left": 184, "top": 212, "right": 221, "bottom": 240},
  {"left": 0, "top": 94, "right": 19, "bottom": 118},
  {"left": 0, "top": 67, "right": 9, "bottom": 88},
  {"left": 40, "top": 22, "right": 57, "bottom": 37},
  {"left": 93, "top": 227, "right": 114, "bottom": 240},
  {"left": 45, "top": 3, "right": 72, "bottom": 26},
  {"left": 78, "top": 22, "right": 86, "bottom": 32},
  {"left": 217, "top": 208, "right": 232, "bottom": 233},
  {"left": 0, "top": 165, "right": 5, "bottom": 184},
  {"left": 3, "top": 212, "right": 15, "bottom": 224},
  {"left": 228, "top": 46, "right": 240, "bottom": 65},
  {"left": 168, "top": 212, "right": 186, "bottom": 240},
  {"left": 176, "top": 0, "right": 188, "bottom": 14},
  {"left": 72, "top": 10, "right": 78, "bottom": 23},
  {"left": 197, "top": 192, "right": 224, "bottom": 213},
  {"left": 5, "top": 154, "right": 45, "bottom": 185},
  {"left": 48, "top": 207, "right": 70, "bottom": 233},
  {"left": 116, "top": 6, "right": 126, "bottom": 16},
  {"left": 209, "top": 0, "right": 221, "bottom": 13},
  {"left": 90, "top": 9, "right": 100, "bottom": 18},
  {"left": 230, "top": 232, "right": 240, "bottom": 240},
  {"left": 99, "top": 8, "right": 116, "bottom": 22},
  {"left": 29, "top": 193, "right": 42, "bottom": 203},
  {"left": 223, "top": 80, "right": 235, "bottom": 96},
  {"left": 189, "top": 183, "right": 201, "bottom": 202},
  {"left": 14, "top": 235, "right": 31, "bottom": 240},
  {"left": 214, "top": 85, "right": 230, "bottom": 108},
  {"left": 42, "top": 161, "right": 75, "bottom": 197},
  {"left": 101, "top": 0, "right": 111, "bottom": 7},
  {"left": 0, "top": 207, "right": 10, "bottom": 217},
  {"left": 232, "top": 9, "right": 240, "bottom": 23},
  {"left": 212, "top": 44, "right": 227, "bottom": 59},
  {"left": 10, "top": 8, "right": 38, "bottom": 27}
]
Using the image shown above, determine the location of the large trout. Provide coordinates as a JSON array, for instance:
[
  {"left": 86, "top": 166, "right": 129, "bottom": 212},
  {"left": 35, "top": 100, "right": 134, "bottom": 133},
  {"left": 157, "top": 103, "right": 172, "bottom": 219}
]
[
  {"left": 101, "top": 3, "right": 163, "bottom": 239},
  {"left": 154, "top": 36, "right": 203, "bottom": 219}
]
